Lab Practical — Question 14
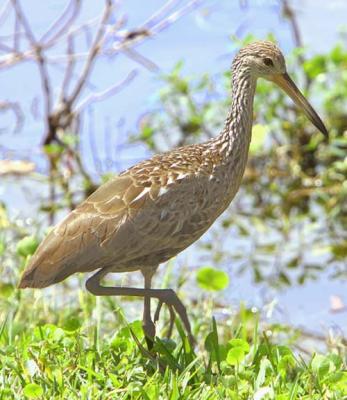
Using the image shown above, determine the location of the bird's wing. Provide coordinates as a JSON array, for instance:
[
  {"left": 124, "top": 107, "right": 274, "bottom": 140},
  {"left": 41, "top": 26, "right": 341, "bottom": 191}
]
[
  {"left": 19, "top": 173, "right": 159, "bottom": 287},
  {"left": 19, "top": 149, "right": 211, "bottom": 288}
]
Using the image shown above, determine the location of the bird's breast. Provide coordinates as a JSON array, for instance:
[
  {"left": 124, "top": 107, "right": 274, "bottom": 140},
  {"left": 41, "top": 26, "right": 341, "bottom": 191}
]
[{"left": 152, "top": 173, "right": 236, "bottom": 248}]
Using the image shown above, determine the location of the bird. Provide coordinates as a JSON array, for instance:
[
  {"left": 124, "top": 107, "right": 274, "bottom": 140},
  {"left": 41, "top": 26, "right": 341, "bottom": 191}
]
[{"left": 19, "top": 41, "right": 328, "bottom": 346}]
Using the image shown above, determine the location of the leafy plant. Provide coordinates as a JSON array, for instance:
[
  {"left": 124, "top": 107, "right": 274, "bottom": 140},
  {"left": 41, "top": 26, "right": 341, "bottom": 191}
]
[{"left": 196, "top": 266, "right": 229, "bottom": 291}]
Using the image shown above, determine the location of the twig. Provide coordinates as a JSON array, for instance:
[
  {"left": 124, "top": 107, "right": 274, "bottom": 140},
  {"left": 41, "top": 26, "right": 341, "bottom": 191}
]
[
  {"left": 122, "top": 48, "right": 159, "bottom": 72},
  {"left": 148, "top": 0, "right": 202, "bottom": 36},
  {"left": 0, "top": 42, "right": 15, "bottom": 53},
  {"left": 110, "top": 0, "right": 202, "bottom": 53},
  {"left": 39, "top": 0, "right": 81, "bottom": 45},
  {"left": 60, "top": 33, "right": 76, "bottom": 102},
  {"left": 281, "top": 0, "right": 302, "bottom": 48},
  {"left": 13, "top": 7, "right": 20, "bottom": 51},
  {"left": 0, "top": 0, "right": 202, "bottom": 222},
  {"left": 0, "top": 0, "right": 11, "bottom": 27},
  {"left": 75, "top": 69, "right": 138, "bottom": 112},
  {"left": 141, "top": 0, "right": 180, "bottom": 28},
  {"left": 10, "top": 0, "right": 36, "bottom": 43},
  {"left": 0, "top": 100, "right": 24, "bottom": 133},
  {"left": 67, "top": 0, "right": 113, "bottom": 105},
  {"left": 11, "top": 0, "right": 53, "bottom": 116}
]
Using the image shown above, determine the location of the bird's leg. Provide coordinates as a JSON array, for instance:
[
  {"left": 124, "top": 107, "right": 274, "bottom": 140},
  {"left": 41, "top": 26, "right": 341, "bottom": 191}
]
[
  {"left": 166, "top": 306, "right": 175, "bottom": 339},
  {"left": 154, "top": 301, "right": 175, "bottom": 339},
  {"left": 141, "top": 267, "right": 156, "bottom": 349},
  {"left": 86, "top": 269, "right": 195, "bottom": 346},
  {"left": 156, "top": 289, "right": 195, "bottom": 346},
  {"left": 153, "top": 300, "right": 163, "bottom": 323}
]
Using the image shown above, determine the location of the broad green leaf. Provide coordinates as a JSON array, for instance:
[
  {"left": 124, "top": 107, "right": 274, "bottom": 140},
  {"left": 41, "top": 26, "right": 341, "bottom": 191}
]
[
  {"left": 141, "top": 125, "right": 154, "bottom": 140},
  {"left": 0, "top": 283, "right": 15, "bottom": 298},
  {"left": 16, "top": 236, "right": 39, "bottom": 257},
  {"left": 196, "top": 266, "right": 229, "bottom": 291},
  {"left": 159, "top": 338, "right": 176, "bottom": 352},
  {"left": 43, "top": 143, "right": 64, "bottom": 155},
  {"left": 23, "top": 383, "right": 43, "bottom": 398},
  {"left": 330, "top": 44, "right": 346, "bottom": 65},
  {"left": 204, "top": 331, "right": 215, "bottom": 353},
  {"left": 226, "top": 347, "right": 245, "bottom": 365},
  {"left": 229, "top": 338, "right": 250, "bottom": 353},
  {"left": 61, "top": 316, "right": 82, "bottom": 332},
  {"left": 311, "top": 354, "right": 331, "bottom": 379}
]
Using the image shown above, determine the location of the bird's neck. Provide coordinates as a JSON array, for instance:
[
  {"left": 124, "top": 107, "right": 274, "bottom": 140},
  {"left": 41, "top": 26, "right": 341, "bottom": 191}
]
[{"left": 213, "top": 64, "right": 257, "bottom": 162}]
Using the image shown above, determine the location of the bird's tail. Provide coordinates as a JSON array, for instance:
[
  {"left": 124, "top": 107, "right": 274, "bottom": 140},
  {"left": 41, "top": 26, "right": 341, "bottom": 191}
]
[{"left": 18, "top": 246, "right": 75, "bottom": 289}]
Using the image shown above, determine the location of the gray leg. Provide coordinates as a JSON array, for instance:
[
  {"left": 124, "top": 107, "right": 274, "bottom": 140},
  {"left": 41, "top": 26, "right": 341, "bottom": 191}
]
[
  {"left": 86, "top": 268, "right": 195, "bottom": 346},
  {"left": 156, "top": 290, "right": 195, "bottom": 346},
  {"left": 141, "top": 267, "right": 156, "bottom": 346},
  {"left": 167, "top": 306, "right": 175, "bottom": 339},
  {"left": 154, "top": 301, "right": 175, "bottom": 339}
]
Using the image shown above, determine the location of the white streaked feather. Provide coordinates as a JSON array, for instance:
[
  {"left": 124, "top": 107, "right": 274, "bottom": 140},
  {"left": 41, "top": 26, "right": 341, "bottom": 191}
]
[
  {"left": 177, "top": 172, "right": 188, "bottom": 180},
  {"left": 129, "top": 187, "right": 150, "bottom": 204},
  {"left": 158, "top": 186, "right": 169, "bottom": 197},
  {"left": 167, "top": 176, "right": 175, "bottom": 185},
  {"left": 160, "top": 209, "right": 168, "bottom": 220}
]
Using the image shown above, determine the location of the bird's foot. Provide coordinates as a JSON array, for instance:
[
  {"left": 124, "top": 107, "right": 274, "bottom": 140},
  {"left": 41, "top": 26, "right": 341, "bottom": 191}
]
[{"left": 153, "top": 290, "right": 196, "bottom": 348}]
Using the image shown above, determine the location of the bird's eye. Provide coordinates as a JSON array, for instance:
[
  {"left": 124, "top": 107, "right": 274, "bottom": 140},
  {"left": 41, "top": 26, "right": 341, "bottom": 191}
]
[{"left": 263, "top": 57, "right": 274, "bottom": 67}]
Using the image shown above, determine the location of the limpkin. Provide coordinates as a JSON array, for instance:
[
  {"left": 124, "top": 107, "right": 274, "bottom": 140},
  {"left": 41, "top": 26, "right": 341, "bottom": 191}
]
[{"left": 19, "top": 41, "right": 328, "bottom": 345}]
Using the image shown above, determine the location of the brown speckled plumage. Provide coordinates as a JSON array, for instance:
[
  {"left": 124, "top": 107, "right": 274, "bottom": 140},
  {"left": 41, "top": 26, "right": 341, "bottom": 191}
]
[
  {"left": 19, "top": 138, "right": 249, "bottom": 287},
  {"left": 18, "top": 41, "right": 327, "bottom": 344}
]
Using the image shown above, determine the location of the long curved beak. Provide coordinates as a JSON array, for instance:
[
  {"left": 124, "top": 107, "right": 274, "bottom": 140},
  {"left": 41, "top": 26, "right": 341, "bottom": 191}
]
[{"left": 270, "top": 72, "right": 328, "bottom": 139}]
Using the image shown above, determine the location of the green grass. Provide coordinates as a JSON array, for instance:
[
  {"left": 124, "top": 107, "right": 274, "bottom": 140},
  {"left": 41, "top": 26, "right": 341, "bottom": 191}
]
[{"left": 1, "top": 285, "right": 346, "bottom": 400}]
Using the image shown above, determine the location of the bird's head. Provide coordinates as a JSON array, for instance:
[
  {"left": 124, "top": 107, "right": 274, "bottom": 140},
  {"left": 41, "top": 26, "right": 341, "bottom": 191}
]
[{"left": 234, "top": 40, "right": 328, "bottom": 139}]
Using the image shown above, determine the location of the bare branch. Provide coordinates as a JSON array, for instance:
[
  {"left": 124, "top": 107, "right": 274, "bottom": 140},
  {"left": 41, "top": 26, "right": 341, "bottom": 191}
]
[
  {"left": 0, "top": 50, "right": 29, "bottom": 69},
  {"left": 60, "top": 33, "right": 76, "bottom": 102},
  {"left": 45, "top": 13, "right": 105, "bottom": 49},
  {"left": 39, "top": 0, "right": 81, "bottom": 45},
  {"left": 281, "top": 0, "right": 302, "bottom": 48},
  {"left": 36, "top": 49, "right": 53, "bottom": 115},
  {"left": 67, "top": 0, "right": 113, "bottom": 105},
  {"left": 10, "top": 0, "right": 37, "bottom": 43},
  {"left": 141, "top": 0, "right": 180, "bottom": 28},
  {"left": 0, "top": 100, "right": 24, "bottom": 133},
  {"left": 145, "top": 0, "right": 202, "bottom": 36},
  {"left": 13, "top": 6, "right": 20, "bottom": 50},
  {"left": 11, "top": 0, "right": 53, "bottom": 116},
  {"left": 122, "top": 48, "right": 159, "bottom": 72},
  {"left": 0, "top": 0, "right": 11, "bottom": 27},
  {"left": 110, "top": 0, "right": 202, "bottom": 53},
  {"left": 0, "top": 1, "right": 201, "bottom": 69},
  {"left": 0, "top": 0, "right": 203, "bottom": 218},
  {"left": 0, "top": 42, "right": 15, "bottom": 53},
  {"left": 75, "top": 69, "right": 138, "bottom": 112}
]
